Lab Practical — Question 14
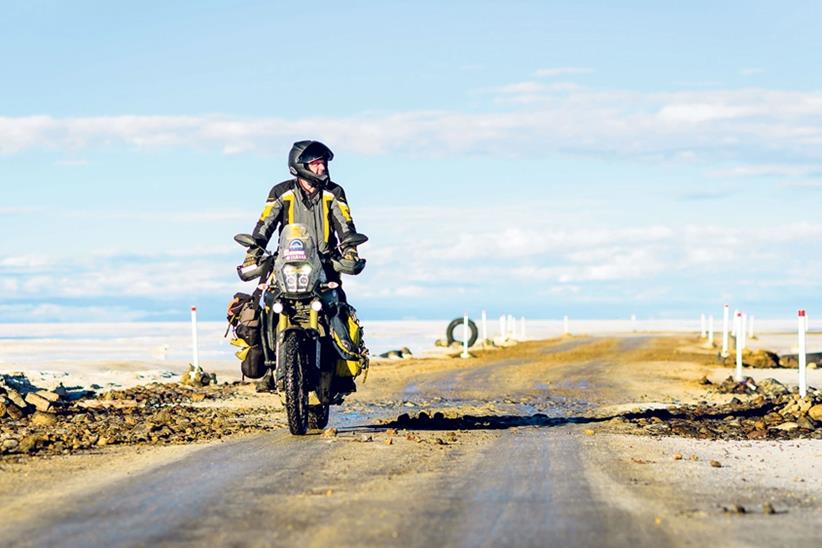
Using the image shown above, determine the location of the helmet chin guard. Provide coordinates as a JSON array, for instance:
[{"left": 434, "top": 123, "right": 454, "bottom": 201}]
[{"left": 288, "top": 140, "right": 334, "bottom": 188}]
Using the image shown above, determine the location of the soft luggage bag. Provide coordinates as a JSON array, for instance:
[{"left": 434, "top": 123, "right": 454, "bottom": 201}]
[{"left": 226, "top": 292, "right": 266, "bottom": 379}]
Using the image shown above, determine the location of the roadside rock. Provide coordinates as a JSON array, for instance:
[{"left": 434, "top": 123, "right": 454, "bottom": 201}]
[
  {"left": 25, "top": 392, "right": 53, "bottom": 413},
  {"left": 757, "top": 378, "right": 789, "bottom": 397},
  {"left": 6, "top": 388, "right": 27, "bottom": 409},
  {"left": 746, "top": 349, "right": 780, "bottom": 368},
  {"left": 772, "top": 422, "right": 799, "bottom": 432},
  {"left": 5, "top": 403, "right": 25, "bottom": 420},
  {"left": 18, "top": 434, "right": 47, "bottom": 454},
  {"left": 808, "top": 404, "right": 822, "bottom": 422},
  {"left": 30, "top": 412, "right": 58, "bottom": 427}
]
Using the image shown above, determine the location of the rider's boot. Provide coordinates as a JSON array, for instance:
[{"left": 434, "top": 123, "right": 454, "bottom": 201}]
[{"left": 254, "top": 369, "right": 276, "bottom": 392}]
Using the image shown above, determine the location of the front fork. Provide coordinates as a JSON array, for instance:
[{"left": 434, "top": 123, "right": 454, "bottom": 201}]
[{"left": 264, "top": 300, "right": 324, "bottom": 393}]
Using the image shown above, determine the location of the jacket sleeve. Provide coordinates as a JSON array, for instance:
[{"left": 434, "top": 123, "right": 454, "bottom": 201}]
[
  {"left": 329, "top": 187, "right": 358, "bottom": 245},
  {"left": 251, "top": 189, "right": 284, "bottom": 248}
]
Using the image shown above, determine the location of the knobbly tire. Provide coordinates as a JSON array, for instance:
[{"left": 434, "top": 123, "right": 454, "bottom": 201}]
[
  {"left": 283, "top": 331, "right": 309, "bottom": 435},
  {"left": 308, "top": 403, "right": 330, "bottom": 430}
]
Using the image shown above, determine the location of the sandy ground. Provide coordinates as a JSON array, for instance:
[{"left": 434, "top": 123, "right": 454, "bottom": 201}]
[{"left": 1, "top": 334, "right": 820, "bottom": 546}]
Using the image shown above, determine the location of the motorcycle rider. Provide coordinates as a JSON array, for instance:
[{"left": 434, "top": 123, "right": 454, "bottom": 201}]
[{"left": 243, "top": 140, "right": 367, "bottom": 391}]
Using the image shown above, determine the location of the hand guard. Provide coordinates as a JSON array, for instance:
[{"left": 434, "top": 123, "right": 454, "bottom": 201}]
[
  {"left": 236, "top": 247, "right": 265, "bottom": 281},
  {"left": 331, "top": 247, "right": 366, "bottom": 275}
]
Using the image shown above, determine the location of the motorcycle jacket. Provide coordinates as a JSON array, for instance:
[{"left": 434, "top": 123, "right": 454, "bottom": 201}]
[{"left": 252, "top": 178, "right": 358, "bottom": 259}]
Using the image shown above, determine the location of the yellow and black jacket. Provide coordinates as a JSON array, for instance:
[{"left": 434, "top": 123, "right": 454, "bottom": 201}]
[{"left": 252, "top": 179, "right": 357, "bottom": 258}]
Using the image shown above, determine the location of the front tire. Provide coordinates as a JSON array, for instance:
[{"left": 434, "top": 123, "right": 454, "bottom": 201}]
[
  {"left": 283, "top": 331, "right": 308, "bottom": 435},
  {"left": 308, "top": 404, "right": 330, "bottom": 429}
]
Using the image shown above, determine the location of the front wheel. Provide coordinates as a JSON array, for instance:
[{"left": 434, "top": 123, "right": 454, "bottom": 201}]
[
  {"left": 308, "top": 404, "right": 330, "bottom": 430},
  {"left": 282, "top": 331, "right": 308, "bottom": 435}
]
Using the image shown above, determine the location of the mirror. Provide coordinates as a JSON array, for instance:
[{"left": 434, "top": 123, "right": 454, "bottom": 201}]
[{"left": 233, "top": 233, "right": 257, "bottom": 248}]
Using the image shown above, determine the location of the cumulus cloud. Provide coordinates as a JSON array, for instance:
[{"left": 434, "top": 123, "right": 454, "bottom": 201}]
[{"left": 4, "top": 85, "right": 822, "bottom": 166}]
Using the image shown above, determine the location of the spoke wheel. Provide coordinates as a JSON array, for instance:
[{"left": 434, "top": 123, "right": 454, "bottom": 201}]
[{"left": 283, "top": 331, "right": 308, "bottom": 435}]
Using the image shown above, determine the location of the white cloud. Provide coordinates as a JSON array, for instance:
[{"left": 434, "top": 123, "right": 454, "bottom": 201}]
[
  {"left": 3, "top": 85, "right": 822, "bottom": 165},
  {"left": 708, "top": 164, "right": 821, "bottom": 178},
  {"left": 3, "top": 218, "right": 822, "bottom": 310},
  {"left": 656, "top": 103, "right": 760, "bottom": 124},
  {"left": 534, "top": 67, "right": 592, "bottom": 77},
  {"left": 740, "top": 68, "right": 765, "bottom": 76}
]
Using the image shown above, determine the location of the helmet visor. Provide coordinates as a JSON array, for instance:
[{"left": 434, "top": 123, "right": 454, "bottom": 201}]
[{"left": 296, "top": 141, "right": 334, "bottom": 164}]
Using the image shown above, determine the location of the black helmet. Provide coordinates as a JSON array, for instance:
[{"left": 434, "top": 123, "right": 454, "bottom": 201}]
[{"left": 288, "top": 140, "right": 334, "bottom": 188}]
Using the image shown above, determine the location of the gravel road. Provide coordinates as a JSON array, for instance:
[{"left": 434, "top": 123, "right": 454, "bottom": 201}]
[{"left": 1, "top": 336, "right": 820, "bottom": 547}]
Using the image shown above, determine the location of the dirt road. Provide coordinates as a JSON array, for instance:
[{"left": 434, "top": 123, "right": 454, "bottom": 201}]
[{"left": 1, "top": 335, "right": 820, "bottom": 547}]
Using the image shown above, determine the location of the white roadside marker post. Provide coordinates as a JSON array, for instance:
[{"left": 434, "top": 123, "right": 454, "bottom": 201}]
[
  {"left": 509, "top": 314, "right": 516, "bottom": 339},
  {"left": 461, "top": 313, "right": 471, "bottom": 359},
  {"left": 700, "top": 314, "right": 706, "bottom": 338},
  {"left": 708, "top": 315, "right": 715, "bottom": 347},
  {"left": 191, "top": 306, "right": 200, "bottom": 369},
  {"left": 499, "top": 315, "right": 506, "bottom": 341},
  {"left": 799, "top": 309, "right": 807, "bottom": 398},
  {"left": 481, "top": 310, "right": 488, "bottom": 345},
  {"left": 732, "top": 309, "right": 739, "bottom": 337},
  {"left": 741, "top": 313, "right": 748, "bottom": 350},
  {"left": 749, "top": 315, "right": 755, "bottom": 339},
  {"left": 521, "top": 317, "right": 527, "bottom": 340},
  {"left": 563, "top": 315, "right": 569, "bottom": 336},
  {"left": 631, "top": 314, "right": 637, "bottom": 333},
  {"left": 721, "top": 304, "right": 730, "bottom": 358},
  {"left": 734, "top": 312, "right": 742, "bottom": 382}
]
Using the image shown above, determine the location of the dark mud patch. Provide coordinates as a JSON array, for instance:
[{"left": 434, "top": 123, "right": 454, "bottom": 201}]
[{"left": 380, "top": 376, "right": 822, "bottom": 441}]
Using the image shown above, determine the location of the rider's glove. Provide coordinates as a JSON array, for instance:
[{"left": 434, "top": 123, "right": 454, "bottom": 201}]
[{"left": 342, "top": 247, "right": 359, "bottom": 262}]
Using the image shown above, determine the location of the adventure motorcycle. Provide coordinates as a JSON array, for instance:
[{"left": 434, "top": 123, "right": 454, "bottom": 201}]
[{"left": 234, "top": 224, "right": 368, "bottom": 435}]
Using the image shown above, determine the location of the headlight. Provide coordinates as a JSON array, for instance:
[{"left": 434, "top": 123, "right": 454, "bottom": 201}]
[{"left": 282, "top": 264, "right": 312, "bottom": 292}]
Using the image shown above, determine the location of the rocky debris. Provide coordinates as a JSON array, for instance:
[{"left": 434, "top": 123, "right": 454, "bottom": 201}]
[
  {"left": 712, "top": 376, "right": 788, "bottom": 398},
  {"left": 181, "top": 365, "right": 217, "bottom": 387},
  {"left": 1, "top": 379, "right": 283, "bottom": 458},
  {"left": 763, "top": 502, "right": 776, "bottom": 515},
  {"left": 721, "top": 348, "right": 822, "bottom": 369},
  {"left": 1, "top": 375, "right": 72, "bottom": 419},
  {"left": 781, "top": 352, "right": 822, "bottom": 369},
  {"left": 622, "top": 379, "right": 822, "bottom": 441},
  {"left": 379, "top": 347, "right": 413, "bottom": 359}
]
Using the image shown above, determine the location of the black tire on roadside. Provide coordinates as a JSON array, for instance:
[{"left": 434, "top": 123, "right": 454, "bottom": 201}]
[
  {"left": 283, "top": 331, "right": 308, "bottom": 435},
  {"left": 446, "top": 317, "right": 479, "bottom": 347},
  {"left": 308, "top": 404, "right": 330, "bottom": 429}
]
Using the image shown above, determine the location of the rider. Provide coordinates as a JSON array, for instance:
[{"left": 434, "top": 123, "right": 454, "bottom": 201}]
[{"left": 243, "top": 140, "right": 367, "bottom": 389}]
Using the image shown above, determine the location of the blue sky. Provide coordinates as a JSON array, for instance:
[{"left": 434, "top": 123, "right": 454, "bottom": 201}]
[{"left": 2, "top": 1, "right": 822, "bottom": 322}]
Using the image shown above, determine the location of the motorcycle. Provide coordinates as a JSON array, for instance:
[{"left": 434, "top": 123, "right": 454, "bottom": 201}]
[{"left": 234, "top": 224, "right": 369, "bottom": 435}]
